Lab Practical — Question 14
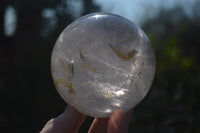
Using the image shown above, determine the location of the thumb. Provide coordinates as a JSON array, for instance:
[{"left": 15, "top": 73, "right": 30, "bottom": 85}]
[{"left": 40, "top": 105, "right": 86, "bottom": 133}]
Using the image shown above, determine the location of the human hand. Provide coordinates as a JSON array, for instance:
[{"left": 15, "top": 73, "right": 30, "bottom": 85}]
[{"left": 40, "top": 105, "right": 132, "bottom": 133}]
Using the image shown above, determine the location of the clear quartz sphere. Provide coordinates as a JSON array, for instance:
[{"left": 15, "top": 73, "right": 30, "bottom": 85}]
[{"left": 51, "top": 13, "right": 155, "bottom": 118}]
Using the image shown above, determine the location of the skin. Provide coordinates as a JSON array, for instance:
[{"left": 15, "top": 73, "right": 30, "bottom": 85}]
[{"left": 40, "top": 106, "right": 133, "bottom": 133}]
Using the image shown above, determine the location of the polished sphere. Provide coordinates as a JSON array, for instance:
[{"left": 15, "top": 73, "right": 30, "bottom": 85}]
[{"left": 51, "top": 13, "right": 155, "bottom": 117}]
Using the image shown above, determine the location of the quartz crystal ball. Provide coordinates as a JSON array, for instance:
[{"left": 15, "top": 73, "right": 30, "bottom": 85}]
[{"left": 51, "top": 13, "right": 155, "bottom": 117}]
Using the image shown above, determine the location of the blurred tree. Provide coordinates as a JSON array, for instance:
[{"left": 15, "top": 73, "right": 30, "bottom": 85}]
[
  {"left": 0, "top": 0, "right": 99, "bottom": 133},
  {"left": 83, "top": 0, "right": 100, "bottom": 15},
  {"left": 0, "top": 0, "right": 5, "bottom": 39},
  {"left": 128, "top": 4, "right": 200, "bottom": 133}
]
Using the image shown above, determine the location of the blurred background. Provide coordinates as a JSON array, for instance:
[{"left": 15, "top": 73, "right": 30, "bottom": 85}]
[{"left": 0, "top": 0, "right": 200, "bottom": 132}]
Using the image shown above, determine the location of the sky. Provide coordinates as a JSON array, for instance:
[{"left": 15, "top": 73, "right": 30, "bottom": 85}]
[
  {"left": 94, "top": 0, "right": 196, "bottom": 25},
  {"left": 4, "top": 0, "right": 197, "bottom": 36},
  {"left": 4, "top": 6, "right": 17, "bottom": 36}
]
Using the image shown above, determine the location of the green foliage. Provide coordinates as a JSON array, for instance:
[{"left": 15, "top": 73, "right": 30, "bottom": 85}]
[{"left": 128, "top": 6, "right": 200, "bottom": 133}]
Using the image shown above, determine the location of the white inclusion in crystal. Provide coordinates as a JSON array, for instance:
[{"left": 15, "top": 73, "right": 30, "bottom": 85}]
[
  {"left": 114, "top": 90, "right": 125, "bottom": 96},
  {"left": 96, "top": 82, "right": 129, "bottom": 98},
  {"left": 59, "top": 33, "right": 63, "bottom": 42},
  {"left": 86, "top": 55, "right": 130, "bottom": 74},
  {"left": 104, "top": 108, "right": 112, "bottom": 113},
  {"left": 138, "top": 28, "right": 144, "bottom": 38},
  {"left": 69, "top": 60, "right": 74, "bottom": 64},
  {"left": 74, "top": 27, "right": 77, "bottom": 31},
  {"left": 113, "top": 99, "right": 123, "bottom": 107}
]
